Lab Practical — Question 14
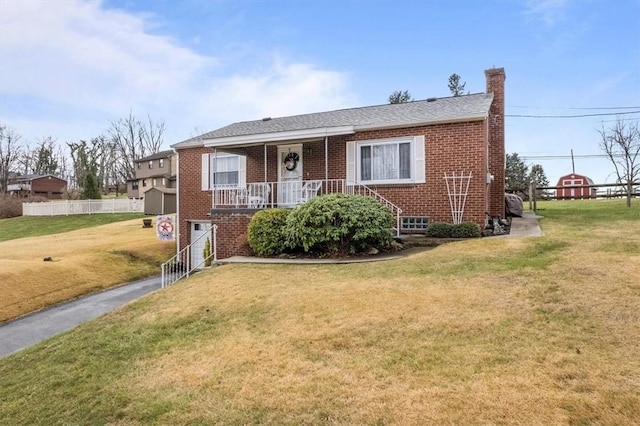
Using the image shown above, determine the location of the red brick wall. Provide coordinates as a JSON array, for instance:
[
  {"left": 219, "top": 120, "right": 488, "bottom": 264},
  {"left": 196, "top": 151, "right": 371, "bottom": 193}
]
[
  {"left": 211, "top": 212, "right": 254, "bottom": 258},
  {"left": 175, "top": 146, "right": 213, "bottom": 251},
  {"left": 326, "top": 122, "right": 489, "bottom": 225}
]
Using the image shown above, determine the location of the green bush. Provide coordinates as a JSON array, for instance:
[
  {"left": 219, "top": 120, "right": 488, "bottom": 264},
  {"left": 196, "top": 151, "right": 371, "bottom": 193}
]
[
  {"left": 425, "top": 222, "right": 453, "bottom": 238},
  {"left": 425, "top": 221, "right": 481, "bottom": 238},
  {"left": 247, "top": 208, "right": 291, "bottom": 256},
  {"left": 451, "top": 221, "right": 482, "bottom": 238},
  {"left": 284, "top": 194, "right": 394, "bottom": 255}
]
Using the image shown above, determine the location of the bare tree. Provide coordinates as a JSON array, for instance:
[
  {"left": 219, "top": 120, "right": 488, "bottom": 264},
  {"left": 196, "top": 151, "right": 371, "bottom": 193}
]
[
  {"left": 109, "top": 111, "right": 165, "bottom": 183},
  {"left": 598, "top": 119, "right": 640, "bottom": 207},
  {"left": 388, "top": 90, "right": 413, "bottom": 104},
  {"left": 21, "top": 136, "right": 61, "bottom": 176},
  {"left": 448, "top": 73, "right": 467, "bottom": 96},
  {"left": 0, "top": 126, "right": 25, "bottom": 193}
]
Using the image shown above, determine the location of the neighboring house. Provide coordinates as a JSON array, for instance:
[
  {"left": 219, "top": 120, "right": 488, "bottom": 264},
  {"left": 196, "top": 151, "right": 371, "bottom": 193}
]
[
  {"left": 555, "top": 173, "right": 596, "bottom": 199},
  {"left": 127, "top": 150, "right": 177, "bottom": 211},
  {"left": 172, "top": 67, "right": 506, "bottom": 261},
  {"left": 7, "top": 174, "right": 67, "bottom": 199}
]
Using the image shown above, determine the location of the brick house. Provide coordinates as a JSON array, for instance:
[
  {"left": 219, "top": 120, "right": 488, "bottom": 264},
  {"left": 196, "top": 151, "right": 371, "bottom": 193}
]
[
  {"left": 127, "top": 149, "right": 177, "bottom": 205},
  {"left": 172, "top": 68, "right": 506, "bottom": 262},
  {"left": 7, "top": 174, "right": 67, "bottom": 199}
]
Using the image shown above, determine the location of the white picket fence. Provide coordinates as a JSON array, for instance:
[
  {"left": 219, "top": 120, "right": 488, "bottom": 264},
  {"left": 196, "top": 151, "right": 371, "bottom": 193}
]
[{"left": 22, "top": 199, "right": 144, "bottom": 216}]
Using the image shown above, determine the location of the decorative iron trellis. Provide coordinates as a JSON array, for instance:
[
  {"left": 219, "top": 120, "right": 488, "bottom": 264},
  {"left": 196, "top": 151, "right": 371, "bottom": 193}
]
[{"left": 444, "top": 172, "right": 473, "bottom": 224}]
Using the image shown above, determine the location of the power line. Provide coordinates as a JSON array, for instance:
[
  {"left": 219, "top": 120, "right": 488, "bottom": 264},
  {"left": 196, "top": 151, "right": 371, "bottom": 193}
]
[
  {"left": 506, "top": 111, "right": 640, "bottom": 119},
  {"left": 508, "top": 105, "right": 640, "bottom": 110},
  {"left": 520, "top": 154, "right": 623, "bottom": 160}
]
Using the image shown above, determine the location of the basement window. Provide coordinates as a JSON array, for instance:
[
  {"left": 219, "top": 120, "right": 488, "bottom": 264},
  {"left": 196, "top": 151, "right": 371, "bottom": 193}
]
[{"left": 401, "top": 217, "right": 429, "bottom": 232}]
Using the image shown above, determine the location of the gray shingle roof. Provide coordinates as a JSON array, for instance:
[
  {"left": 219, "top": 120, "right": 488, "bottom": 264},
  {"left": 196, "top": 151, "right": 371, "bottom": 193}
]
[
  {"left": 137, "top": 150, "right": 175, "bottom": 162},
  {"left": 173, "top": 93, "right": 493, "bottom": 147}
]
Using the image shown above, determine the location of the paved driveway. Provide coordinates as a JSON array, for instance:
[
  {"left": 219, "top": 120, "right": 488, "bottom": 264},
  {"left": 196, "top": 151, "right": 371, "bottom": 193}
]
[{"left": 0, "top": 276, "right": 161, "bottom": 359}]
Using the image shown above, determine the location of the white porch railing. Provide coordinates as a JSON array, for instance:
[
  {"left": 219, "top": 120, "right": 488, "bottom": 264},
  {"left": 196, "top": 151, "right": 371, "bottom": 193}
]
[
  {"left": 161, "top": 224, "right": 217, "bottom": 288},
  {"left": 22, "top": 198, "right": 144, "bottom": 216},
  {"left": 211, "top": 179, "right": 402, "bottom": 236}
]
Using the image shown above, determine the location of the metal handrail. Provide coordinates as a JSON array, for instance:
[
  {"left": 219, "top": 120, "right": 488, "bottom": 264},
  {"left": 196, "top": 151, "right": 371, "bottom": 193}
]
[{"left": 161, "top": 224, "right": 217, "bottom": 288}]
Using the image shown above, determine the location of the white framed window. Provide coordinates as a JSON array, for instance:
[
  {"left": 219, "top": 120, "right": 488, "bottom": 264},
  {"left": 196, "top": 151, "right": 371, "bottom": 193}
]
[
  {"left": 148, "top": 160, "right": 153, "bottom": 169},
  {"left": 159, "top": 158, "right": 164, "bottom": 168},
  {"left": 346, "top": 136, "right": 425, "bottom": 184},
  {"left": 201, "top": 153, "right": 246, "bottom": 190}
]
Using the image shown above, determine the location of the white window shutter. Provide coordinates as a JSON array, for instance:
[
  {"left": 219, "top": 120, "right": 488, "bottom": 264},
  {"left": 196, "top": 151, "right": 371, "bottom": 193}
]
[
  {"left": 201, "top": 153, "right": 210, "bottom": 190},
  {"left": 346, "top": 141, "right": 356, "bottom": 184},
  {"left": 413, "top": 135, "right": 425, "bottom": 183},
  {"left": 238, "top": 155, "right": 247, "bottom": 187}
]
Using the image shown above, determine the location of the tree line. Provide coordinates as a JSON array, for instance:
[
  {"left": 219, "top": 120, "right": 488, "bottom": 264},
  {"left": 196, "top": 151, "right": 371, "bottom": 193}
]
[{"left": 0, "top": 112, "right": 164, "bottom": 198}]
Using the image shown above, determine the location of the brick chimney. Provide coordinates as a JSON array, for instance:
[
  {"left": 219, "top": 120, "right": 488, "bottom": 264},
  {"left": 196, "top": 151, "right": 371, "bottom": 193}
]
[{"left": 485, "top": 67, "right": 506, "bottom": 218}]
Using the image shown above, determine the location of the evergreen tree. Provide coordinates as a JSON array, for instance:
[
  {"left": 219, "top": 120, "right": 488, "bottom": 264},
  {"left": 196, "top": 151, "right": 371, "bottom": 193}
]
[
  {"left": 529, "top": 164, "right": 550, "bottom": 199},
  {"left": 505, "top": 153, "right": 529, "bottom": 195},
  {"left": 448, "top": 73, "right": 467, "bottom": 96},
  {"left": 80, "top": 172, "right": 101, "bottom": 199},
  {"left": 388, "top": 90, "right": 413, "bottom": 104}
]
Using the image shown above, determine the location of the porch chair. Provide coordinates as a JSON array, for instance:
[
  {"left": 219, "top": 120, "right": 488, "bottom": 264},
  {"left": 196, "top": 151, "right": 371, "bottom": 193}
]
[
  {"left": 248, "top": 183, "right": 271, "bottom": 208},
  {"left": 300, "top": 180, "right": 323, "bottom": 203}
]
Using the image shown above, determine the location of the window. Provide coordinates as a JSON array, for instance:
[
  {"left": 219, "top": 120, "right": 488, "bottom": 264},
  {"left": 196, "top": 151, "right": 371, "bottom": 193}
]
[
  {"left": 201, "top": 153, "right": 246, "bottom": 190},
  {"left": 401, "top": 217, "right": 429, "bottom": 231},
  {"left": 347, "top": 136, "right": 425, "bottom": 184},
  {"left": 162, "top": 178, "right": 166, "bottom": 186},
  {"left": 137, "top": 162, "right": 141, "bottom": 169},
  {"left": 159, "top": 158, "right": 164, "bottom": 168},
  {"left": 153, "top": 178, "right": 157, "bottom": 186},
  {"left": 142, "top": 179, "right": 147, "bottom": 187},
  {"left": 132, "top": 181, "right": 139, "bottom": 190},
  {"left": 148, "top": 160, "right": 153, "bottom": 169}
]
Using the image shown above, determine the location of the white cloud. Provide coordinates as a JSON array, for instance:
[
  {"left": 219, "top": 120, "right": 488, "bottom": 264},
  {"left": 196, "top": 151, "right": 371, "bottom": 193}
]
[
  {"left": 523, "top": 0, "right": 569, "bottom": 27},
  {"left": 0, "top": 0, "right": 357, "bottom": 145}
]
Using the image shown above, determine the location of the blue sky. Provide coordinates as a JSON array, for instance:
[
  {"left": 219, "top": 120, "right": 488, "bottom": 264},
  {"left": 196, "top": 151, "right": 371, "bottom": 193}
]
[{"left": 1, "top": 0, "right": 639, "bottom": 184}]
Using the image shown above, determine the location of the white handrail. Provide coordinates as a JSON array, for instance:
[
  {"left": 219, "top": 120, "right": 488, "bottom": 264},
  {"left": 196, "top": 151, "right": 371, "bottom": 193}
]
[{"left": 161, "top": 224, "right": 217, "bottom": 288}]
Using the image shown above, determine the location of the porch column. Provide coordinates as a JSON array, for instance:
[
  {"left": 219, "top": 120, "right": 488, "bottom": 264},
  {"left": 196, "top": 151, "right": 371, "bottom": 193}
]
[
  {"left": 264, "top": 144, "right": 268, "bottom": 182},
  {"left": 324, "top": 136, "right": 328, "bottom": 181}
]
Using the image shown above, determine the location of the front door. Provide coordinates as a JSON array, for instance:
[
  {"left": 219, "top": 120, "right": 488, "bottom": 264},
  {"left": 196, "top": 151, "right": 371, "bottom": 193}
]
[
  {"left": 190, "top": 221, "right": 211, "bottom": 269},
  {"left": 277, "top": 144, "right": 303, "bottom": 207}
]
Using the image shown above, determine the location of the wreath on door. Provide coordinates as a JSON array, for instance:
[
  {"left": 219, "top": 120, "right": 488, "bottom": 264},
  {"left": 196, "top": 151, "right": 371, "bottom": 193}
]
[{"left": 283, "top": 152, "right": 299, "bottom": 171}]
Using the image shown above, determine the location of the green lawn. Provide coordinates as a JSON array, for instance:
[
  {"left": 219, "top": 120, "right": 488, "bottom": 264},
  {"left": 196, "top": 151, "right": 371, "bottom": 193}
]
[
  {"left": 0, "top": 213, "right": 145, "bottom": 242},
  {"left": 1, "top": 199, "right": 638, "bottom": 424}
]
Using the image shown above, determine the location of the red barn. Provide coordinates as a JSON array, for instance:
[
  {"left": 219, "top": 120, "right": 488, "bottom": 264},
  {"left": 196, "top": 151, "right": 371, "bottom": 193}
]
[{"left": 555, "top": 173, "right": 596, "bottom": 199}]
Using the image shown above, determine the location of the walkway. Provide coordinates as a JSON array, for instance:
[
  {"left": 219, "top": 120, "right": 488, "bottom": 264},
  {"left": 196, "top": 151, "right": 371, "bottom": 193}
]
[
  {"left": 0, "top": 212, "right": 542, "bottom": 359},
  {"left": 0, "top": 276, "right": 161, "bottom": 358}
]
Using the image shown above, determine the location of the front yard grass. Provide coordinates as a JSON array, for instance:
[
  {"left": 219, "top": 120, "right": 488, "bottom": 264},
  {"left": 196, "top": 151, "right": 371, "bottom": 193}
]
[
  {"left": 0, "top": 199, "right": 639, "bottom": 424},
  {"left": 0, "top": 218, "right": 175, "bottom": 321},
  {"left": 0, "top": 213, "right": 145, "bottom": 242}
]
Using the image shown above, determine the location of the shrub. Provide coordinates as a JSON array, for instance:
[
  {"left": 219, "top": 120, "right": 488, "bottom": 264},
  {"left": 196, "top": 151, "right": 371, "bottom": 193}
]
[
  {"left": 425, "top": 221, "right": 481, "bottom": 238},
  {"left": 425, "top": 222, "right": 453, "bottom": 238},
  {"left": 451, "top": 221, "right": 482, "bottom": 238},
  {"left": 247, "top": 208, "right": 291, "bottom": 256},
  {"left": 284, "top": 194, "right": 394, "bottom": 255},
  {"left": 0, "top": 194, "right": 48, "bottom": 219}
]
